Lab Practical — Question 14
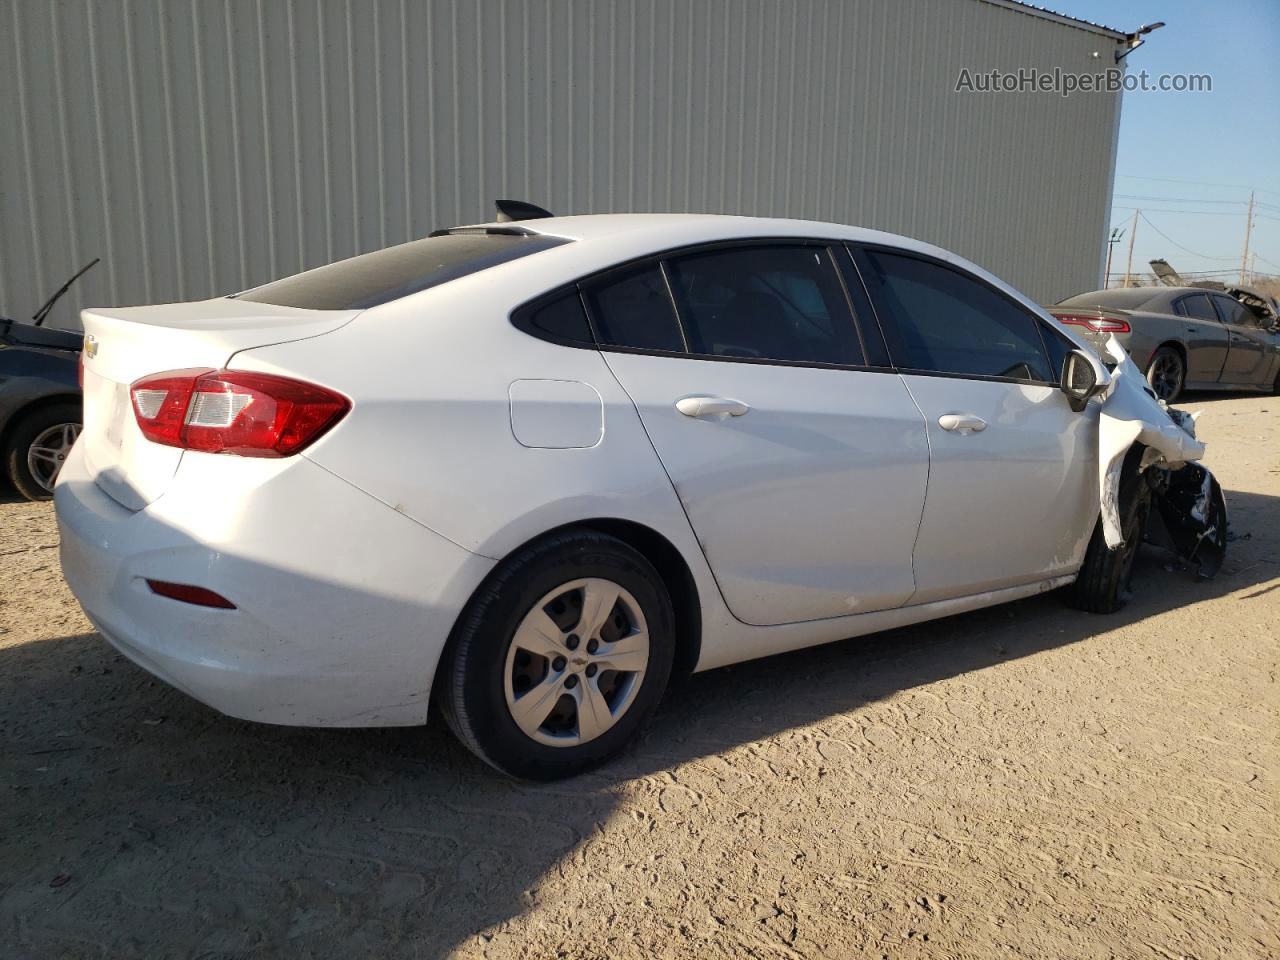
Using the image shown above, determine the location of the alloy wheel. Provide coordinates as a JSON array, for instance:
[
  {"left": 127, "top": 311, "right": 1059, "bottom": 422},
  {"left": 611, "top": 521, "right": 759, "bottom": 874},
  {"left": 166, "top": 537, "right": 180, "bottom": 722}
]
[
  {"left": 1147, "top": 352, "right": 1183, "bottom": 402},
  {"left": 503, "top": 577, "right": 650, "bottom": 747},
  {"left": 26, "top": 422, "right": 81, "bottom": 493}
]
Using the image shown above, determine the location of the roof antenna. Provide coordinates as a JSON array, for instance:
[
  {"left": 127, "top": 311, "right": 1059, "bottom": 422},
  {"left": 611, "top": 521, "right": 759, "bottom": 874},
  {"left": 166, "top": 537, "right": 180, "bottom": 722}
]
[{"left": 494, "top": 200, "right": 554, "bottom": 223}]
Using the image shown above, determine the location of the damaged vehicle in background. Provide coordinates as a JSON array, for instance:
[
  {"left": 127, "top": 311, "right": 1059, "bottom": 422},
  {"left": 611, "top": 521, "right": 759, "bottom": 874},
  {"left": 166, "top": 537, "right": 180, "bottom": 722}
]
[
  {"left": 53, "top": 211, "right": 1225, "bottom": 780},
  {"left": 1048, "top": 284, "right": 1280, "bottom": 402}
]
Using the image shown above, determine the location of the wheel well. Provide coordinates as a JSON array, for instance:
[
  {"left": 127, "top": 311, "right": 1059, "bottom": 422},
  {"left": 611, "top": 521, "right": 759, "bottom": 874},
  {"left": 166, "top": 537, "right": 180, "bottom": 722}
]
[
  {"left": 1149, "top": 340, "right": 1186, "bottom": 372},
  {"left": 0, "top": 393, "right": 81, "bottom": 454}
]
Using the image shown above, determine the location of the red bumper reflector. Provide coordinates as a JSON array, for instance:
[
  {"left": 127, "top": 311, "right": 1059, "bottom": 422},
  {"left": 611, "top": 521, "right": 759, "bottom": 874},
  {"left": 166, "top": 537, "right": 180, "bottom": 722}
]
[{"left": 146, "top": 580, "right": 236, "bottom": 609}]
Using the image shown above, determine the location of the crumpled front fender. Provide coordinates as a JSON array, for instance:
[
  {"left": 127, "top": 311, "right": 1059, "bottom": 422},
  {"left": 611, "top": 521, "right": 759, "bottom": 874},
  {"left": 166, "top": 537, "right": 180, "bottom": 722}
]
[{"left": 1097, "top": 338, "right": 1206, "bottom": 549}]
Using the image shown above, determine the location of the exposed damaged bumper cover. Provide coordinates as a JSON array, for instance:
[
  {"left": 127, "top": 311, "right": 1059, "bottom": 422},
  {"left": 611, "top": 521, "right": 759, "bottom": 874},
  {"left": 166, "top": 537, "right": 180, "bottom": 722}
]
[{"left": 1097, "top": 338, "right": 1227, "bottom": 576}]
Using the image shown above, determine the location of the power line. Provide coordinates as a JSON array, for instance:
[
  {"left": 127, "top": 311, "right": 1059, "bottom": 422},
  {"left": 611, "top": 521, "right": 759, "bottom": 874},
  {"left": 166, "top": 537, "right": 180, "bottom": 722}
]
[
  {"left": 1138, "top": 212, "right": 1238, "bottom": 261},
  {"left": 1115, "top": 174, "right": 1280, "bottom": 200},
  {"left": 1111, "top": 206, "right": 1239, "bottom": 216},
  {"left": 1114, "top": 194, "right": 1247, "bottom": 205}
]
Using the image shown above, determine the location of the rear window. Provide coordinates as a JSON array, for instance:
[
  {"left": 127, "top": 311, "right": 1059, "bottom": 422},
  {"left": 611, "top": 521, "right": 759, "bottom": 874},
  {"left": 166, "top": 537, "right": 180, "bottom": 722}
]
[
  {"left": 236, "top": 232, "right": 570, "bottom": 310},
  {"left": 1057, "top": 288, "right": 1159, "bottom": 310}
]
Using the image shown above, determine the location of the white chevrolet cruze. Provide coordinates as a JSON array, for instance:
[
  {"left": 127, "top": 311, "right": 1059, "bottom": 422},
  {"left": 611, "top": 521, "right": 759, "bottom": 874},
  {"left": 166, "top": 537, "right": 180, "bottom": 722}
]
[{"left": 58, "top": 211, "right": 1148, "bottom": 779}]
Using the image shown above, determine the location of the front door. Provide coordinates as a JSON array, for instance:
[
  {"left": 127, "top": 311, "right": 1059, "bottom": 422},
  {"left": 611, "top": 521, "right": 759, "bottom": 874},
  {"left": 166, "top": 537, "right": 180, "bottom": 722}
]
[
  {"left": 854, "top": 246, "right": 1098, "bottom": 604},
  {"left": 581, "top": 243, "right": 930, "bottom": 626},
  {"left": 1211, "top": 294, "right": 1270, "bottom": 385}
]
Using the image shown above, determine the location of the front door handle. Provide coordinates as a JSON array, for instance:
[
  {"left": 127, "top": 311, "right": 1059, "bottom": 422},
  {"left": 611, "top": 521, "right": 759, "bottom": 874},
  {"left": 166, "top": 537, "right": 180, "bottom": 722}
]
[
  {"left": 938, "top": 413, "right": 987, "bottom": 434},
  {"left": 675, "top": 396, "right": 750, "bottom": 418}
]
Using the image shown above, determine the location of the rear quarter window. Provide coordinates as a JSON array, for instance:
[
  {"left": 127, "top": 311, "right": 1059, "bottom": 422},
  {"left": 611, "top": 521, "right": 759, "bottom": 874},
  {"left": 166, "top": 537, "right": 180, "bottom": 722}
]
[
  {"left": 237, "top": 233, "right": 570, "bottom": 310},
  {"left": 511, "top": 290, "right": 594, "bottom": 345}
]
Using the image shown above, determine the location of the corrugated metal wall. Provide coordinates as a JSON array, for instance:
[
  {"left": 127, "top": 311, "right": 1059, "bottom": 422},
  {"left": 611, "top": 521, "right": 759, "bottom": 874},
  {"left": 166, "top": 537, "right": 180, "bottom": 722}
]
[{"left": 0, "top": 0, "right": 1122, "bottom": 329}]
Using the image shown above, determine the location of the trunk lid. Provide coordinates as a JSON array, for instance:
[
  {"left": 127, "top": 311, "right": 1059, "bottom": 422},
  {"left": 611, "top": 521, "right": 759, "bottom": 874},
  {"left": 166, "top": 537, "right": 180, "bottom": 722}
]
[{"left": 78, "top": 298, "right": 358, "bottom": 510}]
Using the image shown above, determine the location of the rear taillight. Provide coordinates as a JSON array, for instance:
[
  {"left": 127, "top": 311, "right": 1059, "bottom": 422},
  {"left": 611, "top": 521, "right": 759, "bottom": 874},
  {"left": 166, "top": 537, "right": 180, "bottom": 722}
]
[
  {"left": 77, "top": 350, "right": 84, "bottom": 387},
  {"left": 1052, "top": 313, "right": 1131, "bottom": 334},
  {"left": 130, "top": 369, "right": 350, "bottom": 457}
]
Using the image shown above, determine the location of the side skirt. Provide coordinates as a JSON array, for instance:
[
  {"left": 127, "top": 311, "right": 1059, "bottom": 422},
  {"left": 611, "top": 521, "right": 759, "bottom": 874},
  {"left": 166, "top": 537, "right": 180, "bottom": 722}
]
[{"left": 695, "top": 574, "right": 1076, "bottom": 672}]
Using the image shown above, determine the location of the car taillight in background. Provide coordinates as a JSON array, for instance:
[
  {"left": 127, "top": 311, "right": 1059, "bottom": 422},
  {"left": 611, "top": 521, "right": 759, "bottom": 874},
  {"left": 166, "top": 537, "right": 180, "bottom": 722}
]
[
  {"left": 1052, "top": 313, "right": 1131, "bottom": 334},
  {"left": 130, "top": 369, "right": 350, "bottom": 457}
]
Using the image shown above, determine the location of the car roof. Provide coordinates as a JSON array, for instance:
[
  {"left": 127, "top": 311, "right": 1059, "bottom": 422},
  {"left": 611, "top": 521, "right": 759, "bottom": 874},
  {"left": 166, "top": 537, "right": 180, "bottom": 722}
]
[{"left": 452, "top": 212, "right": 940, "bottom": 253}]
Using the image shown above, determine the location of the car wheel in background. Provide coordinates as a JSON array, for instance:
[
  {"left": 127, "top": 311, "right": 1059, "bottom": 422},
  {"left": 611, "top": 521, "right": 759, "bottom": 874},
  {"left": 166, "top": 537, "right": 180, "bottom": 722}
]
[
  {"left": 3, "top": 403, "right": 82, "bottom": 502},
  {"left": 436, "top": 529, "right": 675, "bottom": 780},
  {"left": 1146, "top": 347, "right": 1184, "bottom": 403}
]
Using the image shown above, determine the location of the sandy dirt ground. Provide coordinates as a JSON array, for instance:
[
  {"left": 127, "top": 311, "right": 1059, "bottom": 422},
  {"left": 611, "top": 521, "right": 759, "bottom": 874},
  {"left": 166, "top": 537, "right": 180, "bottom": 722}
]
[{"left": 1, "top": 392, "right": 1277, "bottom": 959}]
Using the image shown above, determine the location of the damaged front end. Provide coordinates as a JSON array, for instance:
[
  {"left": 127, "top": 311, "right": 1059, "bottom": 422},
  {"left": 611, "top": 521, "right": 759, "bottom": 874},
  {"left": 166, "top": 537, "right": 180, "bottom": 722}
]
[
  {"left": 1097, "top": 338, "right": 1227, "bottom": 578},
  {"left": 1148, "top": 462, "right": 1228, "bottom": 578}
]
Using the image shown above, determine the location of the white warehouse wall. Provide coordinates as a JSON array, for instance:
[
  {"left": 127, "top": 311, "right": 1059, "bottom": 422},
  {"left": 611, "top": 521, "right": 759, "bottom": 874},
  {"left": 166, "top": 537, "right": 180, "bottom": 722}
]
[{"left": 0, "top": 0, "right": 1123, "bottom": 328}]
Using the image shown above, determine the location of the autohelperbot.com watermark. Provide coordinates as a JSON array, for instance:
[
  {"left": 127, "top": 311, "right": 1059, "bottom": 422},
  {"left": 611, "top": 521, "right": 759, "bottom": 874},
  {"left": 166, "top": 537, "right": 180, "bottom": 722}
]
[{"left": 955, "top": 67, "right": 1211, "bottom": 97}]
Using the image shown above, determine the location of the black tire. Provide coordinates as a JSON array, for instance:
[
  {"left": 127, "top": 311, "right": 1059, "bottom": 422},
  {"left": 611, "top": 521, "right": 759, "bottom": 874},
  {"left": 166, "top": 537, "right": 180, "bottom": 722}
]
[
  {"left": 436, "top": 528, "right": 675, "bottom": 780},
  {"left": 3, "top": 402, "right": 82, "bottom": 502},
  {"left": 1070, "top": 447, "right": 1152, "bottom": 614},
  {"left": 1146, "top": 346, "right": 1184, "bottom": 403}
]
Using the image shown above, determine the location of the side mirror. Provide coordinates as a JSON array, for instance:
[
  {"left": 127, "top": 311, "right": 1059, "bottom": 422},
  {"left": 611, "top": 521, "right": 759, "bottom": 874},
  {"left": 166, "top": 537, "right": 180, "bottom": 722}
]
[{"left": 1061, "top": 349, "right": 1107, "bottom": 412}]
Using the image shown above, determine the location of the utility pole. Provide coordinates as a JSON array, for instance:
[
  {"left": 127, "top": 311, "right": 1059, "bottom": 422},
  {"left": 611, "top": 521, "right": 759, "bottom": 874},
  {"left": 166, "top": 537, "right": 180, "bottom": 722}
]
[
  {"left": 1105, "top": 227, "right": 1125, "bottom": 288},
  {"left": 1124, "top": 209, "right": 1139, "bottom": 288},
  {"left": 1240, "top": 191, "right": 1255, "bottom": 285}
]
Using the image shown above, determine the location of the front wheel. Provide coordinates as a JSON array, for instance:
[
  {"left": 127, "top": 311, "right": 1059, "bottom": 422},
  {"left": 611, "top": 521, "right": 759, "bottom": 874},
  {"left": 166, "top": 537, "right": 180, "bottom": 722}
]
[
  {"left": 436, "top": 529, "right": 675, "bottom": 780},
  {"left": 1070, "top": 449, "right": 1152, "bottom": 614},
  {"left": 3, "top": 403, "right": 82, "bottom": 501}
]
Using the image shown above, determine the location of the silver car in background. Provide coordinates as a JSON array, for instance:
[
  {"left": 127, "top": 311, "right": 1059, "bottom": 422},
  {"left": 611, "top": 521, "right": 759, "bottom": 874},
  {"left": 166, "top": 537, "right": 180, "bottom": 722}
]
[{"left": 1047, "top": 286, "right": 1280, "bottom": 402}]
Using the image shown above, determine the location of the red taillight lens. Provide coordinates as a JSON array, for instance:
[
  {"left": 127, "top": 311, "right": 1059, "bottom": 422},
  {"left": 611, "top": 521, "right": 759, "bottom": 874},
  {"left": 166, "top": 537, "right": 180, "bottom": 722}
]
[
  {"left": 146, "top": 579, "right": 236, "bottom": 609},
  {"left": 130, "top": 369, "right": 349, "bottom": 457},
  {"left": 130, "top": 368, "right": 211, "bottom": 448},
  {"left": 1052, "top": 313, "right": 1131, "bottom": 334},
  {"left": 78, "top": 350, "right": 85, "bottom": 387}
]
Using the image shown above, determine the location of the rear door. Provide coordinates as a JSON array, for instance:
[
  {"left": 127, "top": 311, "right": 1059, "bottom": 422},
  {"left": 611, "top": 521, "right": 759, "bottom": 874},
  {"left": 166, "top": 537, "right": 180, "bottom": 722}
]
[
  {"left": 590, "top": 241, "right": 929, "bottom": 626},
  {"left": 852, "top": 246, "right": 1098, "bottom": 605},
  {"left": 1209, "top": 294, "right": 1269, "bottom": 385}
]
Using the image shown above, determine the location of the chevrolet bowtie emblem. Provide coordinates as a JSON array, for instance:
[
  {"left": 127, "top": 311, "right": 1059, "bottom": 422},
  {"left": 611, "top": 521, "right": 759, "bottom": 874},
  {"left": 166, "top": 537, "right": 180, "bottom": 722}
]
[{"left": 84, "top": 335, "right": 99, "bottom": 358}]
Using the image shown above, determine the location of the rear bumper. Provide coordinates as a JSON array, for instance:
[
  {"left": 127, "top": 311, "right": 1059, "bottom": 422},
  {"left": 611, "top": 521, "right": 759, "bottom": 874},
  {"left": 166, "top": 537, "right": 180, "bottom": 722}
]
[{"left": 54, "top": 443, "right": 495, "bottom": 727}]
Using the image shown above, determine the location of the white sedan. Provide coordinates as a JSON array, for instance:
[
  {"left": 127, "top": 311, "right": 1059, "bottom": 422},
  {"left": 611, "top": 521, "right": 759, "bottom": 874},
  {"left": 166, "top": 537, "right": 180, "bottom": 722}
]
[{"left": 54, "top": 211, "right": 1208, "bottom": 779}]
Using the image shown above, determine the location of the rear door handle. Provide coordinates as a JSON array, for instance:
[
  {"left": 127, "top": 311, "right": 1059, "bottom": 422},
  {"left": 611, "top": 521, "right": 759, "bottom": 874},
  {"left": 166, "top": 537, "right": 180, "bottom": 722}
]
[
  {"left": 938, "top": 413, "right": 987, "bottom": 434},
  {"left": 675, "top": 396, "right": 750, "bottom": 418}
]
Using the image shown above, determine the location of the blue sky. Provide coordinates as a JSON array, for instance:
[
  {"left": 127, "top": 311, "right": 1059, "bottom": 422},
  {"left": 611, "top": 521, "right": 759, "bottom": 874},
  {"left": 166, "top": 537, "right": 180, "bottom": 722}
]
[{"left": 1052, "top": 0, "right": 1280, "bottom": 284}]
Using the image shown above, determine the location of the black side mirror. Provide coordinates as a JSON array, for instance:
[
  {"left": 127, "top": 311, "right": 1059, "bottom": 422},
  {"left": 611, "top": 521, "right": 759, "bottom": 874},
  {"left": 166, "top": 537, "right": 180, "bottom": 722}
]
[{"left": 1062, "top": 350, "right": 1101, "bottom": 412}]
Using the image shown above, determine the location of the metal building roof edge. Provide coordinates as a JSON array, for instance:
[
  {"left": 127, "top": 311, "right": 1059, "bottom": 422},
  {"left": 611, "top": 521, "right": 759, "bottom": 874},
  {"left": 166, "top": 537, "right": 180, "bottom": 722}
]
[{"left": 977, "top": 0, "right": 1128, "bottom": 41}]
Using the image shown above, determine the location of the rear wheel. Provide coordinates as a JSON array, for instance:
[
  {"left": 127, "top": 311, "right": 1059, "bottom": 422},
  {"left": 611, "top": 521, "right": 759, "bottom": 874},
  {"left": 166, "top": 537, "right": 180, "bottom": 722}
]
[
  {"left": 436, "top": 529, "right": 675, "bottom": 780},
  {"left": 1146, "top": 347, "right": 1184, "bottom": 403},
  {"left": 3, "top": 403, "right": 82, "bottom": 501}
]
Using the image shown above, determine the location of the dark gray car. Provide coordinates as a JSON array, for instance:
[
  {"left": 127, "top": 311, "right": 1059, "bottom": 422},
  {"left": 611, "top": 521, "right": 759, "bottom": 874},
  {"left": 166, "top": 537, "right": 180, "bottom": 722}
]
[
  {"left": 0, "top": 321, "right": 83, "bottom": 500},
  {"left": 1047, "top": 286, "right": 1280, "bottom": 402}
]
